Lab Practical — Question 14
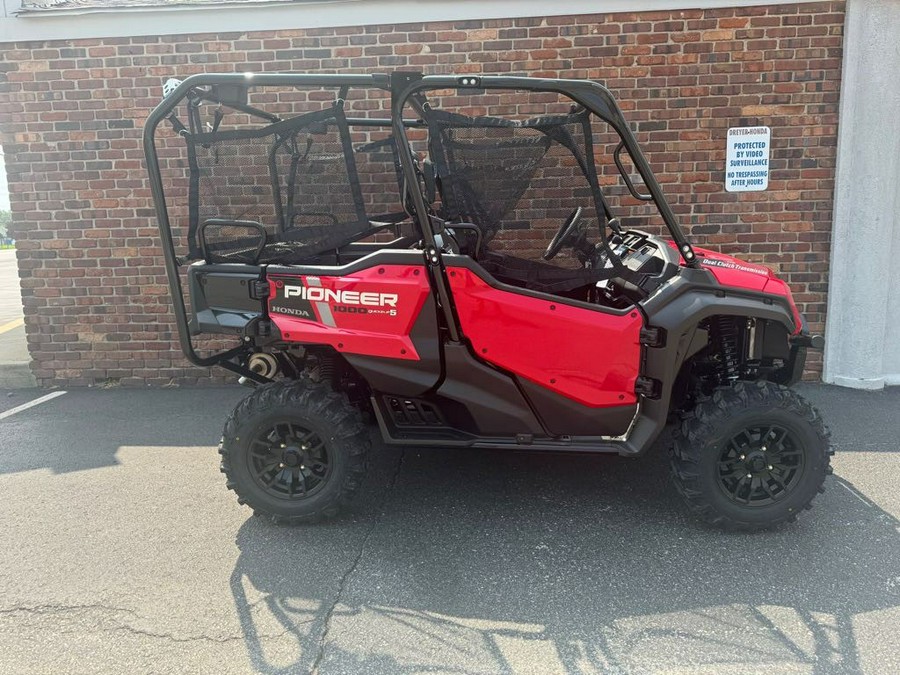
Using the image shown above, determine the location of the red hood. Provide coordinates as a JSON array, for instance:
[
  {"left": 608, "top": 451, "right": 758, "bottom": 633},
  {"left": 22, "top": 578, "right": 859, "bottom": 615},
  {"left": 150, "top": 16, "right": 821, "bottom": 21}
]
[
  {"left": 667, "top": 242, "right": 802, "bottom": 333},
  {"left": 688, "top": 245, "right": 774, "bottom": 291}
]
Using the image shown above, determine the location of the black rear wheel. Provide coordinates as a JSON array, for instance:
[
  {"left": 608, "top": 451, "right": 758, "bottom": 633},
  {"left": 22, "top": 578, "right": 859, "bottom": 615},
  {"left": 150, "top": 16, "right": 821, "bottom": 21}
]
[
  {"left": 248, "top": 422, "right": 332, "bottom": 500},
  {"left": 219, "top": 377, "right": 369, "bottom": 523},
  {"left": 671, "top": 381, "right": 832, "bottom": 530}
]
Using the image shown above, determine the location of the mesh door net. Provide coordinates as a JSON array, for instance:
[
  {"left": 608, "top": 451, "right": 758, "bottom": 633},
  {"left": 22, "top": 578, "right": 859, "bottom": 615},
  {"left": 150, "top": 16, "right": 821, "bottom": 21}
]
[
  {"left": 422, "top": 107, "right": 631, "bottom": 292},
  {"left": 185, "top": 105, "right": 374, "bottom": 264}
]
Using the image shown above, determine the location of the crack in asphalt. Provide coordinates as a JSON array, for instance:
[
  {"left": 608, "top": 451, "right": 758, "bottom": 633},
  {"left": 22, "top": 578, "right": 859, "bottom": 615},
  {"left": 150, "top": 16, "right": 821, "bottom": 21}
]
[
  {"left": 0, "top": 603, "right": 137, "bottom": 616},
  {"left": 104, "top": 624, "right": 293, "bottom": 645},
  {"left": 310, "top": 448, "right": 406, "bottom": 675},
  {"left": 0, "top": 602, "right": 298, "bottom": 645}
]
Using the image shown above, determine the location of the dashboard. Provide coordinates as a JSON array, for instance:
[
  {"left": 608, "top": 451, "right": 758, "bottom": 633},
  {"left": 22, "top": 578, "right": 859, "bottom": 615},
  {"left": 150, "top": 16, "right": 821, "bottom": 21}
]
[{"left": 597, "top": 230, "right": 680, "bottom": 304}]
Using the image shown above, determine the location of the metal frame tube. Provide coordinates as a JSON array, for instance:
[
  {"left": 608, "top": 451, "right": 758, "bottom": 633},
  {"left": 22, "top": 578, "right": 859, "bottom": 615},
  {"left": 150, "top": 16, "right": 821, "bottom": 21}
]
[
  {"left": 142, "top": 74, "right": 392, "bottom": 367},
  {"left": 143, "top": 72, "right": 700, "bottom": 370},
  {"left": 389, "top": 75, "right": 698, "bottom": 267}
]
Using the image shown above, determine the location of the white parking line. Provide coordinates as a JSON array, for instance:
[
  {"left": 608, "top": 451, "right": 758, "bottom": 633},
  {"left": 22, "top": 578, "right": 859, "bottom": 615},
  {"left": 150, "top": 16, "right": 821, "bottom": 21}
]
[
  {"left": 0, "top": 391, "right": 67, "bottom": 420},
  {"left": 836, "top": 480, "right": 872, "bottom": 508}
]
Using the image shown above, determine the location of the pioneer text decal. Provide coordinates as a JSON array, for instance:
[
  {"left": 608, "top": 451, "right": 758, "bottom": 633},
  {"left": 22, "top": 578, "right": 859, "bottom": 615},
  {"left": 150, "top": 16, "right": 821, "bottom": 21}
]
[{"left": 283, "top": 285, "right": 398, "bottom": 308}]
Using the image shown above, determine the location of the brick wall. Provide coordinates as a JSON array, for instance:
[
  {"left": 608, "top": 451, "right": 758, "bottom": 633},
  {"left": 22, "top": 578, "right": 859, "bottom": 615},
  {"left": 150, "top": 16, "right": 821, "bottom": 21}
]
[{"left": 0, "top": 2, "right": 844, "bottom": 386}]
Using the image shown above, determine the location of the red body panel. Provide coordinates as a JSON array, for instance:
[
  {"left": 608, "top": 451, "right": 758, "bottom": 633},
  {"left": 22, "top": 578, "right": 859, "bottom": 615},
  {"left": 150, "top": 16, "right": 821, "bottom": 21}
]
[
  {"left": 268, "top": 265, "right": 430, "bottom": 360},
  {"left": 669, "top": 241, "right": 802, "bottom": 332},
  {"left": 690, "top": 244, "right": 772, "bottom": 291},
  {"left": 447, "top": 267, "right": 643, "bottom": 407}
]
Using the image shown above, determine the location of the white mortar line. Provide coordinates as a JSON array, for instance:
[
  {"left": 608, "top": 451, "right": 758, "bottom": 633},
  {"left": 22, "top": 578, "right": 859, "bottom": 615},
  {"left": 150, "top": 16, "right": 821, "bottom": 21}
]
[{"left": 0, "top": 391, "right": 66, "bottom": 420}]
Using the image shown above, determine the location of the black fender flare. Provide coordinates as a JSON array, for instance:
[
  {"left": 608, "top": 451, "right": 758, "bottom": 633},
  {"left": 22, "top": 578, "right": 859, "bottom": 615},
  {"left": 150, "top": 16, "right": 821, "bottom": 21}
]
[{"left": 620, "top": 268, "right": 797, "bottom": 455}]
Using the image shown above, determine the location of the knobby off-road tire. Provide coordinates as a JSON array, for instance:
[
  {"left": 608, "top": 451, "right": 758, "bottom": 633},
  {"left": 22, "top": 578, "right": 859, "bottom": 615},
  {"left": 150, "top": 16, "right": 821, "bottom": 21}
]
[
  {"left": 670, "top": 380, "right": 832, "bottom": 531},
  {"left": 219, "top": 378, "right": 369, "bottom": 523}
]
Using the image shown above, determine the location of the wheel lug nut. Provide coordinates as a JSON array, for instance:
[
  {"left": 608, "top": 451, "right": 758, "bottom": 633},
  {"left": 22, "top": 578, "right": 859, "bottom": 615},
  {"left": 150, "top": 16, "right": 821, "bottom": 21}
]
[
  {"left": 746, "top": 474, "right": 752, "bottom": 479},
  {"left": 761, "top": 446, "right": 767, "bottom": 452},
  {"left": 280, "top": 444, "right": 286, "bottom": 448},
  {"left": 768, "top": 465, "right": 773, "bottom": 470},
  {"left": 739, "top": 454, "right": 745, "bottom": 460}
]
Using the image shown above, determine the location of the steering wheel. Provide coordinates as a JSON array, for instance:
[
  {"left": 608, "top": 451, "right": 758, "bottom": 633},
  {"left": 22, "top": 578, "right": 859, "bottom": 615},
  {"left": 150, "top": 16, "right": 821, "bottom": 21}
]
[{"left": 543, "top": 207, "right": 584, "bottom": 261}]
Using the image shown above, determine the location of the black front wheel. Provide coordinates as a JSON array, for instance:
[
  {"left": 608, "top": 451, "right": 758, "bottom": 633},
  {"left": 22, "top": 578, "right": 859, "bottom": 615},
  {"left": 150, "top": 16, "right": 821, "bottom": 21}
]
[
  {"left": 219, "top": 378, "right": 370, "bottom": 523},
  {"left": 670, "top": 381, "right": 832, "bottom": 530}
]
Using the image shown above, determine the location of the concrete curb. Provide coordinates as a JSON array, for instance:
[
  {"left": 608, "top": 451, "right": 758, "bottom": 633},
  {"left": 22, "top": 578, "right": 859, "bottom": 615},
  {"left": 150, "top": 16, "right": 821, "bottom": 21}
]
[{"left": 0, "top": 362, "right": 37, "bottom": 389}]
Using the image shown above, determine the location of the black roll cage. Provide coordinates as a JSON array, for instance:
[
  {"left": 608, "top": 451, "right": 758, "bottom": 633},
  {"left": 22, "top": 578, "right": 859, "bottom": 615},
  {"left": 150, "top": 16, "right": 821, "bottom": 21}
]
[{"left": 142, "top": 71, "right": 699, "bottom": 373}]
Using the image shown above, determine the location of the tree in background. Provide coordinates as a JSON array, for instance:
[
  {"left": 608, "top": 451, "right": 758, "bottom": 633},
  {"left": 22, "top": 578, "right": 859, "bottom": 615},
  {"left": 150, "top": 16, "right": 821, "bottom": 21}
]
[{"left": 0, "top": 210, "right": 10, "bottom": 239}]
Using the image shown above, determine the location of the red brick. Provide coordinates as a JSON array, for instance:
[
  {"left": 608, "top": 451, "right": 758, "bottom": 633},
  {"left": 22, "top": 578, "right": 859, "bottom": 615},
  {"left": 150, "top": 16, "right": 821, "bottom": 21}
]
[{"left": 0, "top": 2, "right": 844, "bottom": 385}]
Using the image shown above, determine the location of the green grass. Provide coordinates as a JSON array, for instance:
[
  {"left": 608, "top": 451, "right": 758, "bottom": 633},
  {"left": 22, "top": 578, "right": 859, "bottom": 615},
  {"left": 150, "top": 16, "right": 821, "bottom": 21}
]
[{"left": 0, "top": 244, "right": 14, "bottom": 250}]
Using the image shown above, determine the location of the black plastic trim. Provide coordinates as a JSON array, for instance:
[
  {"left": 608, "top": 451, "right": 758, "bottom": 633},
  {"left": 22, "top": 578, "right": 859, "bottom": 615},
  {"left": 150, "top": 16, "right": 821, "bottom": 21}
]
[
  {"left": 372, "top": 393, "right": 622, "bottom": 453},
  {"left": 430, "top": 343, "right": 545, "bottom": 435},
  {"left": 187, "top": 265, "right": 265, "bottom": 335},
  {"left": 639, "top": 325, "right": 666, "bottom": 347}
]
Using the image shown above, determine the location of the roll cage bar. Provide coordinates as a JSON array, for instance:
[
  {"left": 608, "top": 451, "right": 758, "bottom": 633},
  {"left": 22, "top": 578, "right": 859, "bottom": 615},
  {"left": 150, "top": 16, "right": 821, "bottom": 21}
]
[{"left": 142, "top": 71, "right": 698, "bottom": 375}]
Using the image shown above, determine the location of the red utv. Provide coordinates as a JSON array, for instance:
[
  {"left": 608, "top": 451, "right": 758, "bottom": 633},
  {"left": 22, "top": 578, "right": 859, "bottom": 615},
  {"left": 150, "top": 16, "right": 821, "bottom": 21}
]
[{"left": 144, "top": 72, "right": 830, "bottom": 530}]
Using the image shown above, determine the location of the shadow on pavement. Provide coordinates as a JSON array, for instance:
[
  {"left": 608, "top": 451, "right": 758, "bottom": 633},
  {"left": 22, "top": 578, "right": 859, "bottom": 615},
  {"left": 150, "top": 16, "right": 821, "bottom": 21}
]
[
  {"left": 230, "top": 442, "right": 900, "bottom": 674},
  {"left": 1, "top": 383, "right": 897, "bottom": 671},
  {"left": 0, "top": 387, "right": 247, "bottom": 476}
]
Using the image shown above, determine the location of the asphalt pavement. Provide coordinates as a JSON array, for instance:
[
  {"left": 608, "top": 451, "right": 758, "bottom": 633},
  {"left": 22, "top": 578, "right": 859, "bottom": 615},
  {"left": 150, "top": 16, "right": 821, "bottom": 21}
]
[{"left": 0, "top": 382, "right": 898, "bottom": 674}]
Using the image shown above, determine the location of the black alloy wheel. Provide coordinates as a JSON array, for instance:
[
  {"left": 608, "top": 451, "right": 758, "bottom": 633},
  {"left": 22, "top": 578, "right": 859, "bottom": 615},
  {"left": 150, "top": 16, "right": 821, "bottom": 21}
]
[
  {"left": 670, "top": 380, "right": 832, "bottom": 530},
  {"left": 716, "top": 424, "right": 804, "bottom": 506},
  {"left": 249, "top": 422, "right": 332, "bottom": 500},
  {"left": 219, "top": 378, "right": 369, "bottom": 523}
]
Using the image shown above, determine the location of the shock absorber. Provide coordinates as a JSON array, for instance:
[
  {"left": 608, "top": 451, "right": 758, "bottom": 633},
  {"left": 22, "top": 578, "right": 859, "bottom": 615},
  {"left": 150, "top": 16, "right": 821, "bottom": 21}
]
[
  {"left": 713, "top": 316, "right": 740, "bottom": 383},
  {"left": 307, "top": 353, "right": 336, "bottom": 384}
]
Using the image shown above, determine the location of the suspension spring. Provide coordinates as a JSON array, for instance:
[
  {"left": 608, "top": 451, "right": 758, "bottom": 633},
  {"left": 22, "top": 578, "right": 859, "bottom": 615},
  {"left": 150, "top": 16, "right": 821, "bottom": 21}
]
[{"left": 714, "top": 316, "right": 740, "bottom": 382}]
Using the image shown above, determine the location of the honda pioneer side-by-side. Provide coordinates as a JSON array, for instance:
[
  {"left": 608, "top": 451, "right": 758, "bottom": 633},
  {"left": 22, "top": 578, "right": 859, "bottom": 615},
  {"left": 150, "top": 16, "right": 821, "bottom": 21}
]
[{"left": 143, "top": 72, "right": 831, "bottom": 530}]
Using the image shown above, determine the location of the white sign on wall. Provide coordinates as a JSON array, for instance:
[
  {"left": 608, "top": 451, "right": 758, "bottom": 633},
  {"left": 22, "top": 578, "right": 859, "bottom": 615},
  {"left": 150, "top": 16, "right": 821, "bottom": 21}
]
[{"left": 725, "top": 126, "right": 770, "bottom": 192}]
